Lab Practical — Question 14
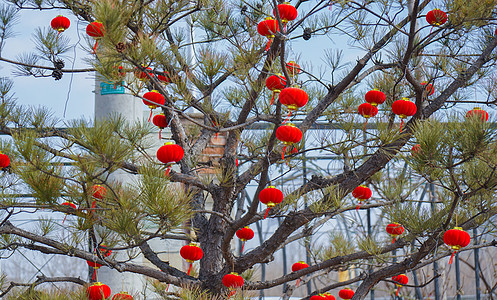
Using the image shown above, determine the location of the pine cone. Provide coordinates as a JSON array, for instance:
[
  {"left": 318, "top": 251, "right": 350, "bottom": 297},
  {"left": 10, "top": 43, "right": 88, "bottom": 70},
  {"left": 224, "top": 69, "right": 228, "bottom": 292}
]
[
  {"left": 303, "top": 28, "right": 312, "bottom": 41},
  {"left": 115, "top": 42, "right": 127, "bottom": 53},
  {"left": 54, "top": 59, "right": 65, "bottom": 70},
  {"left": 52, "top": 69, "right": 63, "bottom": 80}
]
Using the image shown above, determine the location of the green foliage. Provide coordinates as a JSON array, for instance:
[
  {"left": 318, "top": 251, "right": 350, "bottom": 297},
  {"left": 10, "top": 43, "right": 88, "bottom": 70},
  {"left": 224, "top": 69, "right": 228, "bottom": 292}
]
[{"left": 318, "top": 231, "right": 355, "bottom": 261}]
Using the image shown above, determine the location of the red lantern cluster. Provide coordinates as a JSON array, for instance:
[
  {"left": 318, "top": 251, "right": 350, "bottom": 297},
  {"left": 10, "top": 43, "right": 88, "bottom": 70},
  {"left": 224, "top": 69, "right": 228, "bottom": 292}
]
[
  {"left": 266, "top": 74, "right": 286, "bottom": 105},
  {"left": 223, "top": 272, "right": 244, "bottom": 298},
  {"left": 358, "top": 89, "right": 385, "bottom": 131},
  {"left": 276, "top": 123, "right": 303, "bottom": 159},
  {"left": 113, "top": 292, "right": 134, "bottom": 300},
  {"left": 257, "top": 17, "right": 279, "bottom": 51},
  {"left": 426, "top": 9, "right": 447, "bottom": 26},
  {"left": 386, "top": 223, "right": 405, "bottom": 243},
  {"left": 352, "top": 185, "right": 372, "bottom": 210},
  {"left": 51, "top": 16, "right": 70, "bottom": 33},
  {"left": 338, "top": 288, "right": 354, "bottom": 300},
  {"left": 466, "top": 107, "right": 489, "bottom": 122},
  {"left": 236, "top": 226, "right": 254, "bottom": 253},
  {"left": 86, "top": 21, "right": 105, "bottom": 53},
  {"left": 0, "top": 153, "right": 10, "bottom": 169},
  {"left": 274, "top": 3, "right": 298, "bottom": 24},
  {"left": 292, "top": 261, "right": 309, "bottom": 287},
  {"left": 87, "top": 282, "right": 111, "bottom": 300},
  {"left": 143, "top": 90, "right": 166, "bottom": 122},
  {"left": 392, "top": 97, "right": 417, "bottom": 131},
  {"left": 92, "top": 184, "right": 107, "bottom": 200},
  {"left": 152, "top": 113, "right": 169, "bottom": 139},
  {"left": 421, "top": 81, "right": 435, "bottom": 96},
  {"left": 443, "top": 227, "right": 470, "bottom": 264},
  {"left": 259, "top": 186, "right": 284, "bottom": 219},
  {"left": 392, "top": 274, "right": 408, "bottom": 296},
  {"left": 180, "top": 243, "right": 203, "bottom": 275},
  {"left": 157, "top": 142, "right": 184, "bottom": 176}
]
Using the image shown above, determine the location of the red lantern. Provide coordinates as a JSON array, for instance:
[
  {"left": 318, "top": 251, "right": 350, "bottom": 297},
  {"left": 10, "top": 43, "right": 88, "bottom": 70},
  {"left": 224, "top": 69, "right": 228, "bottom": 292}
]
[
  {"left": 324, "top": 293, "right": 336, "bottom": 300},
  {"left": 285, "top": 61, "right": 301, "bottom": 77},
  {"left": 310, "top": 295, "right": 326, "bottom": 300},
  {"left": 257, "top": 17, "right": 279, "bottom": 51},
  {"left": 386, "top": 223, "right": 405, "bottom": 243},
  {"left": 134, "top": 66, "right": 153, "bottom": 81},
  {"left": 266, "top": 74, "right": 287, "bottom": 105},
  {"left": 466, "top": 107, "right": 489, "bottom": 122},
  {"left": 152, "top": 113, "right": 169, "bottom": 139},
  {"left": 51, "top": 15, "right": 70, "bottom": 33},
  {"left": 443, "top": 227, "right": 470, "bottom": 264},
  {"left": 92, "top": 185, "right": 107, "bottom": 200},
  {"left": 392, "top": 274, "right": 408, "bottom": 296},
  {"left": 86, "top": 21, "right": 105, "bottom": 53},
  {"left": 143, "top": 90, "right": 166, "bottom": 122},
  {"left": 236, "top": 227, "right": 254, "bottom": 253},
  {"left": 411, "top": 144, "right": 421, "bottom": 156},
  {"left": 365, "top": 89, "right": 386, "bottom": 106},
  {"left": 352, "top": 185, "right": 372, "bottom": 210},
  {"left": 259, "top": 186, "right": 284, "bottom": 219},
  {"left": 113, "top": 292, "right": 133, "bottom": 300},
  {"left": 279, "top": 87, "right": 308, "bottom": 121},
  {"left": 223, "top": 272, "right": 244, "bottom": 298},
  {"left": 180, "top": 242, "right": 203, "bottom": 275},
  {"left": 61, "top": 202, "right": 76, "bottom": 224},
  {"left": 392, "top": 98, "right": 417, "bottom": 131},
  {"left": 358, "top": 103, "right": 378, "bottom": 131},
  {"left": 292, "top": 261, "right": 309, "bottom": 287},
  {"left": 86, "top": 282, "right": 111, "bottom": 300},
  {"left": 274, "top": 3, "right": 297, "bottom": 24},
  {"left": 276, "top": 123, "right": 303, "bottom": 159},
  {"left": 0, "top": 153, "right": 10, "bottom": 169},
  {"left": 426, "top": 9, "right": 447, "bottom": 26},
  {"left": 158, "top": 71, "right": 171, "bottom": 84},
  {"left": 421, "top": 81, "right": 435, "bottom": 96},
  {"left": 98, "top": 244, "right": 112, "bottom": 257},
  {"left": 338, "top": 288, "right": 354, "bottom": 300}
]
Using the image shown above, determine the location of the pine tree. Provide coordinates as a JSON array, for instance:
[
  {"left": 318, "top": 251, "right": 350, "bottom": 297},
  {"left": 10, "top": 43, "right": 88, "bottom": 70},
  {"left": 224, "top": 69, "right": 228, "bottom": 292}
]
[{"left": 0, "top": 0, "right": 497, "bottom": 299}]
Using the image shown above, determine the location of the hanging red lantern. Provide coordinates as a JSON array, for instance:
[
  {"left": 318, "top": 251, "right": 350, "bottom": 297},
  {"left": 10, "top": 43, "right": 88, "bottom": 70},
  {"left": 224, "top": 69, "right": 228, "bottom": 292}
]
[
  {"left": 157, "top": 142, "right": 184, "bottom": 175},
  {"left": 266, "top": 74, "right": 287, "bottom": 105},
  {"left": 51, "top": 15, "right": 70, "bottom": 33},
  {"left": 113, "top": 292, "right": 133, "bottom": 300},
  {"left": 443, "top": 227, "right": 470, "bottom": 264},
  {"left": 421, "top": 81, "right": 435, "bottom": 96},
  {"left": 61, "top": 202, "right": 76, "bottom": 224},
  {"left": 279, "top": 87, "right": 308, "bottom": 121},
  {"left": 466, "top": 107, "right": 489, "bottom": 122},
  {"left": 392, "top": 97, "right": 417, "bottom": 131},
  {"left": 134, "top": 66, "right": 153, "bottom": 81},
  {"left": 143, "top": 90, "right": 166, "bottom": 122},
  {"left": 152, "top": 113, "right": 169, "bottom": 139},
  {"left": 352, "top": 185, "right": 372, "bottom": 210},
  {"left": 426, "top": 9, "right": 447, "bottom": 26},
  {"left": 285, "top": 61, "right": 301, "bottom": 77},
  {"left": 180, "top": 242, "right": 203, "bottom": 275},
  {"left": 158, "top": 71, "right": 171, "bottom": 84},
  {"left": 365, "top": 89, "right": 386, "bottom": 106},
  {"left": 98, "top": 244, "right": 112, "bottom": 257},
  {"left": 0, "top": 153, "right": 10, "bottom": 169},
  {"left": 257, "top": 17, "right": 279, "bottom": 51},
  {"left": 91, "top": 184, "right": 107, "bottom": 200},
  {"left": 392, "top": 274, "right": 408, "bottom": 296},
  {"left": 86, "top": 260, "right": 102, "bottom": 280},
  {"left": 236, "top": 226, "right": 254, "bottom": 253},
  {"left": 274, "top": 3, "right": 297, "bottom": 24},
  {"left": 338, "top": 288, "right": 354, "bottom": 300},
  {"left": 276, "top": 123, "right": 303, "bottom": 159},
  {"left": 323, "top": 293, "right": 336, "bottom": 300},
  {"left": 291, "top": 261, "right": 309, "bottom": 287},
  {"left": 411, "top": 144, "right": 421, "bottom": 156},
  {"left": 259, "top": 186, "right": 284, "bottom": 219},
  {"left": 386, "top": 223, "right": 405, "bottom": 243},
  {"left": 223, "top": 272, "right": 244, "bottom": 298},
  {"left": 358, "top": 103, "right": 378, "bottom": 131},
  {"left": 310, "top": 295, "right": 326, "bottom": 300},
  {"left": 86, "top": 21, "right": 105, "bottom": 53},
  {"left": 86, "top": 282, "right": 111, "bottom": 300}
]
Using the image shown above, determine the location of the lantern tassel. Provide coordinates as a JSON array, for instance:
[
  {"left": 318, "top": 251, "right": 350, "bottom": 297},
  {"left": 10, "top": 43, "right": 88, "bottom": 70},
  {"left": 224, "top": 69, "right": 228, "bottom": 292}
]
[
  {"left": 92, "top": 41, "right": 98, "bottom": 54},
  {"left": 159, "top": 129, "right": 162, "bottom": 140},
  {"left": 283, "top": 111, "right": 292, "bottom": 124},
  {"left": 264, "top": 207, "right": 271, "bottom": 219},
  {"left": 241, "top": 241, "right": 246, "bottom": 254},
  {"left": 270, "top": 92, "right": 276, "bottom": 105},
  {"left": 399, "top": 119, "right": 404, "bottom": 132},
  {"left": 187, "top": 263, "right": 192, "bottom": 276},
  {"left": 166, "top": 284, "right": 170, "bottom": 292},
  {"left": 396, "top": 285, "right": 400, "bottom": 296},
  {"left": 91, "top": 269, "right": 97, "bottom": 281},
  {"left": 281, "top": 145, "right": 288, "bottom": 160},
  {"left": 392, "top": 237, "right": 396, "bottom": 244},
  {"left": 296, "top": 278, "right": 301, "bottom": 287},
  {"left": 265, "top": 39, "right": 272, "bottom": 51},
  {"left": 165, "top": 166, "right": 171, "bottom": 177},
  {"left": 356, "top": 204, "right": 360, "bottom": 211},
  {"left": 227, "top": 290, "right": 236, "bottom": 299},
  {"left": 449, "top": 250, "right": 456, "bottom": 265},
  {"left": 62, "top": 215, "right": 67, "bottom": 224},
  {"left": 364, "top": 119, "right": 368, "bottom": 131},
  {"left": 148, "top": 109, "right": 153, "bottom": 122}
]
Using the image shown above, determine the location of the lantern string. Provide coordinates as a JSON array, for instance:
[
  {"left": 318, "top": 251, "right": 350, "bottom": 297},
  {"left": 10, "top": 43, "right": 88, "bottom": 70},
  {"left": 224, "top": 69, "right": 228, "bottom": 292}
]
[
  {"left": 296, "top": 278, "right": 301, "bottom": 287},
  {"left": 281, "top": 145, "right": 288, "bottom": 160},
  {"left": 264, "top": 207, "right": 271, "bottom": 219},
  {"left": 187, "top": 263, "right": 193, "bottom": 275},
  {"left": 449, "top": 250, "right": 456, "bottom": 264},
  {"left": 283, "top": 111, "right": 292, "bottom": 124},
  {"left": 364, "top": 119, "right": 368, "bottom": 132}
]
